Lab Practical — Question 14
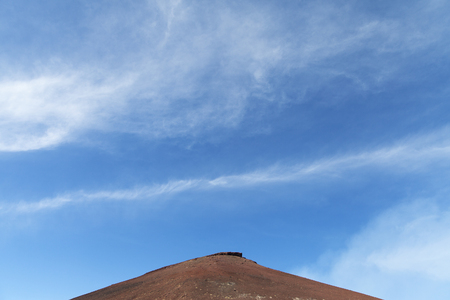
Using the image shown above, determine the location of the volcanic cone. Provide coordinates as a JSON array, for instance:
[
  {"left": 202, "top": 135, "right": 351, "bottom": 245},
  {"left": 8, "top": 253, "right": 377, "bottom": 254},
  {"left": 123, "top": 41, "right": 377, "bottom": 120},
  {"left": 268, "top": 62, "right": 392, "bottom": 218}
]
[{"left": 72, "top": 252, "right": 381, "bottom": 300}]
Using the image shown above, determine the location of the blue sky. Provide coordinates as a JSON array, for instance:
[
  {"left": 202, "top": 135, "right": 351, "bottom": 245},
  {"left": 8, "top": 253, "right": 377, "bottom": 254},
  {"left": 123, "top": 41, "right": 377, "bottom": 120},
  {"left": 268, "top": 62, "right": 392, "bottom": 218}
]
[{"left": 1, "top": 0, "right": 450, "bottom": 299}]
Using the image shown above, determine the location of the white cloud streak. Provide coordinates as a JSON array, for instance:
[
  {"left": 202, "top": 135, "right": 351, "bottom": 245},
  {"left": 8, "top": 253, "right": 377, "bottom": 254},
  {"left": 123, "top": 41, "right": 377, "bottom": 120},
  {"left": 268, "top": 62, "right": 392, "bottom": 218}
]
[
  {"left": 1, "top": 180, "right": 202, "bottom": 214},
  {"left": 1, "top": 0, "right": 449, "bottom": 151},
  {"left": 2, "top": 128, "right": 449, "bottom": 215}
]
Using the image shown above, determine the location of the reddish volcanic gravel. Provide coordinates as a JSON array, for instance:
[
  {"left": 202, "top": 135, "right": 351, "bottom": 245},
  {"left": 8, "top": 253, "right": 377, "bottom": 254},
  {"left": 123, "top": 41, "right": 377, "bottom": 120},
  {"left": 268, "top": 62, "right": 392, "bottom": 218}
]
[{"left": 72, "top": 252, "right": 381, "bottom": 300}]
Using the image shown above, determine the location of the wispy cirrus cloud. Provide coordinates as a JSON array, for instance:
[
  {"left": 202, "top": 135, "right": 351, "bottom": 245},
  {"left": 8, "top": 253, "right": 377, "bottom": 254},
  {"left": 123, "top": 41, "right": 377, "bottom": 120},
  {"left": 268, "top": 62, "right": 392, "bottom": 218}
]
[
  {"left": 2, "top": 127, "right": 449, "bottom": 215},
  {"left": 295, "top": 198, "right": 450, "bottom": 300},
  {"left": 0, "top": 72, "right": 134, "bottom": 151},
  {"left": 1, "top": 0, "right": 449, "bottom": 152}
]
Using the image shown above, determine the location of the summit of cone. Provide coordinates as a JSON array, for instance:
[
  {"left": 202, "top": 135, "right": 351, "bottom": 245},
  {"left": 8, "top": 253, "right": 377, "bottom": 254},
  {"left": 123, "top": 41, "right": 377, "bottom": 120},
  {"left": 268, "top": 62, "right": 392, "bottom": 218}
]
[{"left": 72, "top": 252, "right": 381, "bottom": 300}]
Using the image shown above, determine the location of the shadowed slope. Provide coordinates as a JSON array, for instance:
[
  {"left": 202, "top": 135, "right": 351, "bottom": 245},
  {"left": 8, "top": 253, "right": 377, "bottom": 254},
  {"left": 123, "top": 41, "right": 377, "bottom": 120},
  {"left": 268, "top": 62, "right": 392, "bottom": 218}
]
[{"left": 72, "top": 252, "right": 381, "bottom": 300}]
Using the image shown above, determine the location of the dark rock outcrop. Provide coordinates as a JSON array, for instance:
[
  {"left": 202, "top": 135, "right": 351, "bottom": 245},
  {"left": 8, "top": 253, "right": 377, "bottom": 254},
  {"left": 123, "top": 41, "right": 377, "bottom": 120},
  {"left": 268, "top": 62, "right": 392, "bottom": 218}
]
[{"left": 208, "top": 252, "right": 243, "bottom": 257}]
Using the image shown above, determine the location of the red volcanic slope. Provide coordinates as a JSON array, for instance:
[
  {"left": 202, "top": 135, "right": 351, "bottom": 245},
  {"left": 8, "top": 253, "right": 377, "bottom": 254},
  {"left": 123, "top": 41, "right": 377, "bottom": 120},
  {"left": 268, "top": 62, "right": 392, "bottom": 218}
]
[{"left": 72, "top": 252, "right": 381, "bottom": 300}]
